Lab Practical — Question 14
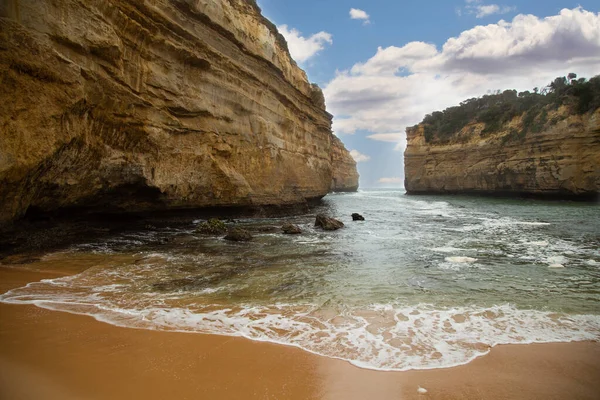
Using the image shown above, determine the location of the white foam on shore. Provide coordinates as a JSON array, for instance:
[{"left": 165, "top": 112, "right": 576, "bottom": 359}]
[
  {"left": 546, "top": 255, "right": 567, "bottom": 264},
  {"left": 409, "top": 200, "right": 456, "bottom": 218},
  {"left": 2, "top": 282, "right": 599, "bottom": 372},
  {"left": 455, "top": 217, "right": 551, "bottom": 233},
  {"left": 431, "top": 247, "right": 466, "bottom": 253},
  {"left": 546, "top": 256, "right": 568, "bottom": 268},
  {"left": 445, "top": 256, "right": 478, "bottom": 263},
  {"left": 528, "top": 241, "right": 549, "bottom": 247}
]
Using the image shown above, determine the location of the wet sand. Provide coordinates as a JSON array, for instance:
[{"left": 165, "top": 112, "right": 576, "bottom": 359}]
[{"left": 1, "top": 265, "right": 599, "bottom": 400}]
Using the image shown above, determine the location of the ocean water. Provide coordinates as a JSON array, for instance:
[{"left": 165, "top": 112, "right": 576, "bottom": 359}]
[{"left": 2, "top": 189, "right": 600, "bottom": 371}]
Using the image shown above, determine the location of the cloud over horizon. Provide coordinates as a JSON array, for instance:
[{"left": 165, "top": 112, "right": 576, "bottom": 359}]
[
  {"left": 366, "top": 133, "right": 404, "bottom": 143},
  {"left": 324, "top": 7, "right": 600, "bottom": 152},
  {"left": 378, "top": 177, "right": 404, "bottom": 185},
  {"left": 278, "top": 25, "right": 333, "bottom": 63}
]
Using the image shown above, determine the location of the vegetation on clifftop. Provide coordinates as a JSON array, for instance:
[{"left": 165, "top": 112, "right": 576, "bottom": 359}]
[{"left": 417, "top": 74, "right": 600, "bottom": 143}]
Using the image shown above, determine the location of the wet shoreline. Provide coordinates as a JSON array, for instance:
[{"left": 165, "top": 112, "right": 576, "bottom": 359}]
[{"left": 1, "top": 265, "right": 600, "bottom": 399}]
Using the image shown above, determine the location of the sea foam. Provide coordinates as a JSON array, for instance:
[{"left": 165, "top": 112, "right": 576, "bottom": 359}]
[
  {"left": 445, "top": 256, "right": 478, "bottom": 263},
  {"left": 2, "top": 282, "right": 599, "bottom": 372}
]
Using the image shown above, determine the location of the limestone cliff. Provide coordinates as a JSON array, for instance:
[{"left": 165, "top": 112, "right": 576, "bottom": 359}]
[
  {"left": 330, "top": 135, "right": 359, "bottom": 192},
  {"left": 404, "top": 107, "right": 600, "bottom": 199},
  {"left": 0, "top": 0, "right": 358, "bottom": 225}
]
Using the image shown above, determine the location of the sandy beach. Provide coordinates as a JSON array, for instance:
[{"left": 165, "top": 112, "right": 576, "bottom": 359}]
[{"left": 0, "top": 265, "right": 599, "bottom": 400}]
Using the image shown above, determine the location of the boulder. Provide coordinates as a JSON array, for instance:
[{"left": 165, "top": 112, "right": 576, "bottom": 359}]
[
  {"left": 282, "top": 223, "right": 302, "bottom": 234},
  {"left": 224, "top": 228, "right": 253, "bottom": 242},
  {"left": 351, "top": 213, "right": 365, "bottom": 221},
  {"left": 315, "top": 214, "right": 344, "bottom": 231},
  {"left": 196, "top": 218, "right": 227, "bottom": 235}
]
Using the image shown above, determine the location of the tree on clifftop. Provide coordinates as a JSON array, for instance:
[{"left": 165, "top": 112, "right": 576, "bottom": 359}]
[{"left": 416, "top": 74, "right": 600, "bottom": 143}]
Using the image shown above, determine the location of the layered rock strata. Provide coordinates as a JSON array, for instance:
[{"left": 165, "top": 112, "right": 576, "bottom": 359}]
[
  {"left": 330, "top": 135, "right": 359, "bottom": 192},
  {"left": 404, "top": 109, "right": 600, "bottom": 199},
  {"left": 0, "top": 0, "right": 358, "bottom": 226}
]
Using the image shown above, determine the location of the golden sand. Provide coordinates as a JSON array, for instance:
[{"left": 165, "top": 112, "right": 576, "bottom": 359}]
[{"left": 1, "top": 266, "right": 599, "bottom": 400}]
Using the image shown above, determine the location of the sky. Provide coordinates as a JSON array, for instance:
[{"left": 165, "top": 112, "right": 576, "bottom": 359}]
[{"left": 256, "top": 1, "right": 600, "bottom": 188}]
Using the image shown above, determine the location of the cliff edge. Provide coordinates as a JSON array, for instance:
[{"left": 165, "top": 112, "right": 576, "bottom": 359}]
[
  {"left": 330, "top": 135, "right": 359, "bottom": 192},
  {"left": 0, "top": 0, "right": 358, "bottom": 225},
  {"left": 404, "top": 78, "right": 600, "bottom": 199}
]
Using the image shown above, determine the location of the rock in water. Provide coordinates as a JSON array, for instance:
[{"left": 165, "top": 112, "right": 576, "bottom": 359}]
[
  {"left": 257, "top": 226, "right": 279, "bottom": 233},
  {"left": 258, "top": 226, "right": 279, "bottom": 233},
  {"left": 195, "top": 219, "right": 227, "bottom": 235},
  {"left": 315, "top": 214, "right": 344, "bottom": 231},
  {"left": 282, "top": 223, "right": 302, "bottom": 234},
  {"left": 224, "top": 228, "right": 253, "bottom": 242},
  {"left": 351, "top": 213, "right": 365, "bottom": 221},
  {"left": 417, "top": 386, "right": 428, "bottom": 394},
  {"left": 0, "top": 0, "right": 359, "bottom": 226}
]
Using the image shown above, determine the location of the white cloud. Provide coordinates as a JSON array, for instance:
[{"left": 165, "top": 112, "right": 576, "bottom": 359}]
[
  {"left": 349, "top": 149, "right": 371, "bottom": 162},
  {"left": 366, "top": 133, "right": 407, "bottom": 152},
  {"left": 366, "top": 133, "right": 404, "bottom": 142},
  {"left": 350, "top": 8, "right": 370, "bottom": 24},
  {"left": 324, "top": 7, "right": 600, "bottom": 154},
  {"left": 350, "top": 42, "right": 438, "bottom": 76},
  {"left": 378, "top": 177, "right": 404, "bottom": 184},
  {"left": 459, "top": 1, "right": 516, "bottom": 19},
  {"left": 475, "top": 4, "right": 500, "bottom": 18},
  {"left": 476, "top": 4, "right": 516, "bottom": 18},
  {"left": 277, "top": 25, "right": 332, "bottom": 63}
]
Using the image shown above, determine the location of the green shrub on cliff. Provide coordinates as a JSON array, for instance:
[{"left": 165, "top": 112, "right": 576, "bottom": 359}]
[{"left": 418, "top": 74, "right": 600, "bottom": 143}]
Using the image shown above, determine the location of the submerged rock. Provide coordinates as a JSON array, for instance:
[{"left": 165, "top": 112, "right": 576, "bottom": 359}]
[
  {"left": 282, "top": 223, "right": 302, "bottom": 234},
  {"left": 351, "top": 213, "right": 365, "bottom": 221},
  {"left": 224, "top": 228, "right": 253, "bottom": 242},
  {"left": 195, "top": 219, "right": 227, "bottom": 235},
  {"left": 153, "top": 266, "right": 247, "bottom": 292},
  {"left": 315, "top": 214, "right": 344, "bottom": 231},
  {"left": 257, "top": 226, "right": 279, "bottom": 233}
]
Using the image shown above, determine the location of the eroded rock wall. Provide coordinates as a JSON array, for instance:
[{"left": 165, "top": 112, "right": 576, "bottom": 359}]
[
  {"left": 404, "top": 109, "right": 600, "bottom": 198},
  {"left": 330, "top": 135, "right": 359, "bottom": 192},
  {"left": 0, "top": 0, "right": 358, "bottom": 225}
]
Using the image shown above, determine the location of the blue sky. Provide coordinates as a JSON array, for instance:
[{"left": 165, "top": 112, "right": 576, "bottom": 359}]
[{"left": 257, "top": 1, "right": 600, "bottom": 188}]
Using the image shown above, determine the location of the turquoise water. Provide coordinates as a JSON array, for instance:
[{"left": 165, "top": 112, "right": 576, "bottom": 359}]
[{"left": 2, "top": 190, "right": 599, "bottom": 370}]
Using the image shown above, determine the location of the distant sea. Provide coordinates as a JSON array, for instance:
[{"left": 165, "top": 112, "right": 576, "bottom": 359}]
[{"left": 2, "top": 189, "right": 599, "bottom": 370}]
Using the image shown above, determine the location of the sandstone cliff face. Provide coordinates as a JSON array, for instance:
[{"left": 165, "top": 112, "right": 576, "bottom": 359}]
[
  {"left": 404, "top": 109, "right": 600, "bottom": 198},
  {"left": 0, "top": 0, "right": 358, "bottom": 225},
  {"left": 330, "top": 135, "right": 359, "bottom": 192}
]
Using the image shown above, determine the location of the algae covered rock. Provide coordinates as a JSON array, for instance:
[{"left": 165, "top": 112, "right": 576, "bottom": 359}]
[
  {"left": 224, "top": 228, "right": 253, "bottom": 242},
  {"left": 195, "top": 219, "right": 227, "bottom": 235},
  {"left": 314, "top": 215, "right": 344, "bottom": 231},
  {"left": 282, "top": 223, "right": 302, "bottom": 234}
]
